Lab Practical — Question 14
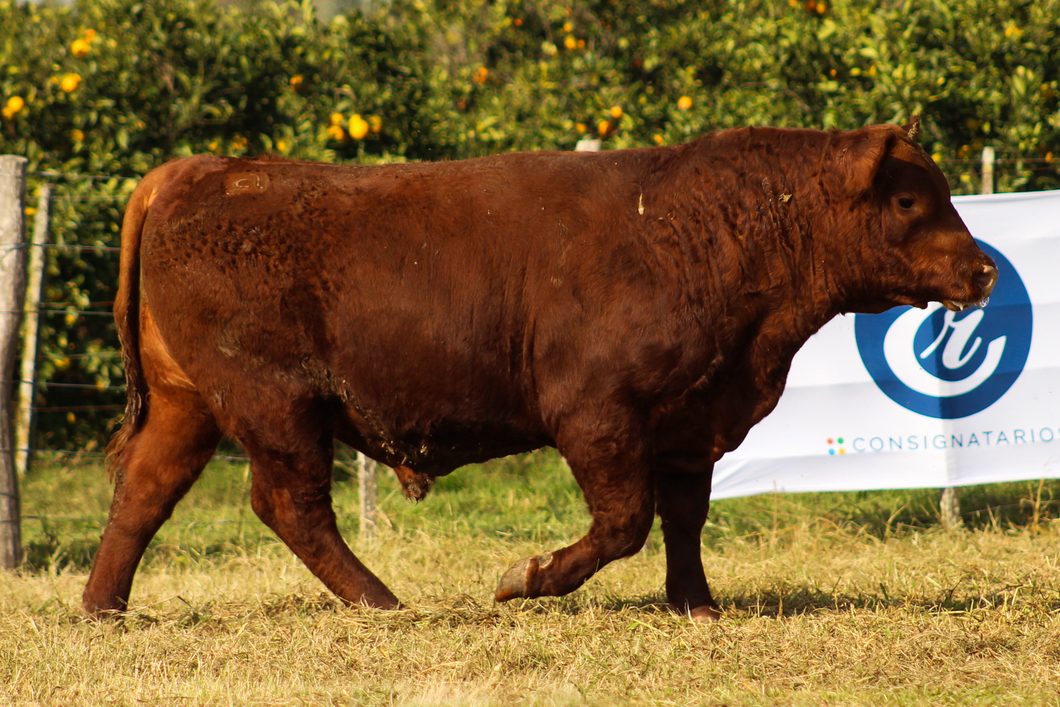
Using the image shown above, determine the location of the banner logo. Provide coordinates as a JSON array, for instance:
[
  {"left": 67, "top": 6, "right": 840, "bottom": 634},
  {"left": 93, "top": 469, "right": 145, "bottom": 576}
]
[{"left": 854, "top": 240, "right": 1032, "bottom": 419}]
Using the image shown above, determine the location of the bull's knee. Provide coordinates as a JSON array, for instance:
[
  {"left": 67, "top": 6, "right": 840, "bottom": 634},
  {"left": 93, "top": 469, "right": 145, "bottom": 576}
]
[{"left": 600, "top": 509, "right": 654, "bottom": 560}]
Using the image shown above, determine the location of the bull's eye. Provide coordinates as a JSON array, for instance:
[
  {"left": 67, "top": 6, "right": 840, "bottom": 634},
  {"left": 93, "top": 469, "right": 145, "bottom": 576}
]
[{"left": 897, "top": 196, "right": 916, "bottom": 210}]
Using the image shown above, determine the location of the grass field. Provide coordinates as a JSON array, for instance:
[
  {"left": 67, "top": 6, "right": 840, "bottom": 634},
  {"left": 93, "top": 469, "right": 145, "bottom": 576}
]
[{"left": 3, "top": 449, "right": 1060, "bottom": 706}]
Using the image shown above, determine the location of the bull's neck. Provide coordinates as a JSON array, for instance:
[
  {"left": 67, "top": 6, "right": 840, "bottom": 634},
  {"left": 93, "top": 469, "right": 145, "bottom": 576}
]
[{"left": 644, "top": 140, "right": 846, "bottom": 351}]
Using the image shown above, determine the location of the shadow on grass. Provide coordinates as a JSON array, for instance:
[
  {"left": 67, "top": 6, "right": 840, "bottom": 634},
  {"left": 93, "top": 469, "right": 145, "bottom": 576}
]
[
  {"left": 725, "top": 581, "right": 1060, "bottom": 618},
  {"left": 52, "top": 582, "right": 1060, "bottom": 629},
  {"left": 188, "top": 590, "right": 677, "bottom": 624},
  {"left": 487, "top": 575, "right": 1060, "bottom": 622}
]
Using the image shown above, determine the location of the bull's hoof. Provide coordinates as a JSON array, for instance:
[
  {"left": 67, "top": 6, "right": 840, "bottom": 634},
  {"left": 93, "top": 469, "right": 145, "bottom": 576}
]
[
  {"left": 495, "top": 552, "right": 553, "bottom": 602},
  {"left": 81, "top": 602, "right": 127, "bottom": 621},
  {"left": 687, "top": 605, "right": 722, "bottom": 623},
  {"left": 352, "top": 594, "right": 403, "bottom": 611}
]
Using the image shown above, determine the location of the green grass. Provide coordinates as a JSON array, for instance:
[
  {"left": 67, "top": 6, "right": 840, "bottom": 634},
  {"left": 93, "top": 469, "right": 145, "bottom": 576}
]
[{"left": 4, "top": 449, "right": 1060, "bottom": 706}]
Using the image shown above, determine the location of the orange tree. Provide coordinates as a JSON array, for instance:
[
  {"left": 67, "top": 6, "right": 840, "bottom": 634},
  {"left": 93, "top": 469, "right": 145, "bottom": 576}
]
[
  {"left": 414, "top": 0, "right": 1059, "bottom": 188},
  {"left": 1, "top": 0, "right": 1058, "bottom": 449}
]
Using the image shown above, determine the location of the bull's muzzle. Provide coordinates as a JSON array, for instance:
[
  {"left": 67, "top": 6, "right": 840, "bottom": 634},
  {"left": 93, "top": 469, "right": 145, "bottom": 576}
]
[{"left": 943, "top": 262, "right": 999, "bottom": 312}]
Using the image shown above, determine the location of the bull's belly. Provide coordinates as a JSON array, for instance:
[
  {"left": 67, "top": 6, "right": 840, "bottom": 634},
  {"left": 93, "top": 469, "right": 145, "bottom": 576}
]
[{"left": 334, "top": 405, "right": 552, "bottom": 476}]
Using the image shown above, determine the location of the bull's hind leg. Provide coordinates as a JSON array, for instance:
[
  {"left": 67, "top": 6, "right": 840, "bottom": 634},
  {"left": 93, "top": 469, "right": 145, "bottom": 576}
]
[
  {"left": 240, "top": 400, "right": 399, "bottom": 610},
  {"left": 83, "top": 387, "right": 221, "bottom": 615},
  {"left": 655, "top": 468, "right": 721, "bottom": 622},
  {"left": 495, "top": 413, "right": 655, "bottom": 602}
]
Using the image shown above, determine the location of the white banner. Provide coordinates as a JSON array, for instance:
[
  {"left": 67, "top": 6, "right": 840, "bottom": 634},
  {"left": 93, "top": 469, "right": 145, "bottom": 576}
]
[{"left": 713, "top": 189, "right": 1060, "bottom": 499}]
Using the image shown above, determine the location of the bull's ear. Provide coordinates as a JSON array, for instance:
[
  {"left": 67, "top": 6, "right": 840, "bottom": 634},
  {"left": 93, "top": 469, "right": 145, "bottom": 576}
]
[
  {"left": 835, "top": 131, "right": 895, "bottom": 195},
  {"left": 903, "top": 114, "right": 922, "bottom": 142}
]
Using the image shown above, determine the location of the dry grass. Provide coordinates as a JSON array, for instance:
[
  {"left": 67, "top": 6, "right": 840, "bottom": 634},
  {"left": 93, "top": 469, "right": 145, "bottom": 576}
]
[{"left": 3, "top": 453, "right": 1060, "bottom": 706}]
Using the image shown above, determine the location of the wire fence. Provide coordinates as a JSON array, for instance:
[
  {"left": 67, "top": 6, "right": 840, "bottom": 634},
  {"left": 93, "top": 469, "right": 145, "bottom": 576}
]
[{"left": 7, "top": 173, "right": 250, "bottom": 475}]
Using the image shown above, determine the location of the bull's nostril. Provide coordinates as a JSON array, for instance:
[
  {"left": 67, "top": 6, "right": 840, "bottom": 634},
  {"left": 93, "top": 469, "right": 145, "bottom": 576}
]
[{"left": 974, "top": 265, "right": 998, "bottom": 293}]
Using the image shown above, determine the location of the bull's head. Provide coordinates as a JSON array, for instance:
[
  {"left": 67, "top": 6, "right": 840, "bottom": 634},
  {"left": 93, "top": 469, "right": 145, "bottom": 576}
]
[{"left": 834, "top": 116, "right": 998, "bottom": 314}]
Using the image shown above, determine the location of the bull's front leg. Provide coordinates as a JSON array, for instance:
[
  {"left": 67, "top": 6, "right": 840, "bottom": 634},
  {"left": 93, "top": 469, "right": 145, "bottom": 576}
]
[
  {"left": 654, "top": 460, "right": 721, "bottom": 622},
  {"left": 495, "top": 411, "right": 654, "bottom": 603}
]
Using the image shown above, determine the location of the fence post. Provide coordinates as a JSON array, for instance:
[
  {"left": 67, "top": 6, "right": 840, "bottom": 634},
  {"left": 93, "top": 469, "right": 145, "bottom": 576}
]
[
  {"left": 15, "top": 183, "right": 49, "bottom": 477},
  {"left": 939, "top": 485, "right": 961, "bottom": 529},
  {"left": 981, "top": 145, "right": 995, "bottom": 196},
  {"left": 0, "top": 155, "right": 28, "bottom": 569},
  {"left": 940, "top": 146, "right": 997, "bottom": 530},
  {"left": 357, "top": 451, "right": 378, "bottom": 541}
]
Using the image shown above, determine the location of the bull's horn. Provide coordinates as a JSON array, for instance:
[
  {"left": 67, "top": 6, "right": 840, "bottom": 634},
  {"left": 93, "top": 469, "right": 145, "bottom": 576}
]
[{"left": 904, "top": 115, "right": 922, "bottom": 141}]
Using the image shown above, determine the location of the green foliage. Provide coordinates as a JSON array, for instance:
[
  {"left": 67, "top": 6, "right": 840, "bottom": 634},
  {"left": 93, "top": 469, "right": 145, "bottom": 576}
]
[{"left": 1, "top": 0, "right": 1059, "bottom": 449}]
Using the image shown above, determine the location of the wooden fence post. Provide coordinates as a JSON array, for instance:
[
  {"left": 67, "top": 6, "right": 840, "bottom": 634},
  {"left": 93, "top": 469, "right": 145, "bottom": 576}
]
[
  {"left": 358, "top": 451, "right": 378, "bottom": 541},
  {"left": 0, "top": 155, "right": 28, "bottom": 569},
  {"left": 980, "top": 145, "right": 995, "bottom": 197},
  {"left": 939, "top": 484, "right": 962, "bottom": 530},
  {"left": 15, "top": 183, "right": 49, "bottom": 477},
  {"left": 939, "top": 145, "right": 997, "bottom": 530}
]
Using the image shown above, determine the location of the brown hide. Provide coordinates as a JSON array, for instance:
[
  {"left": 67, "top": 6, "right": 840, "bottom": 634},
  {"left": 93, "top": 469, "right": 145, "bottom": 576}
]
[{"left": 84, "top": 122, "right": 997, "bottom": 620}]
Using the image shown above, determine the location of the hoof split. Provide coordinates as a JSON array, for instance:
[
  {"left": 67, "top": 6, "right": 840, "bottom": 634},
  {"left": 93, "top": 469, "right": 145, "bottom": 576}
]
[
  {"left": 495, "top": 552, "right": 552, "bottom": 602},
  {"left": 687, "top": 605, "right": 722, "bottom": 623}
]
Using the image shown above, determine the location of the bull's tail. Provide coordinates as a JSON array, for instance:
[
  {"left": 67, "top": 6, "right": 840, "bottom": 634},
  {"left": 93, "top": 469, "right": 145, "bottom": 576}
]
[{"left": 105, "top": 174, "right": 159, "bottom": 477}]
